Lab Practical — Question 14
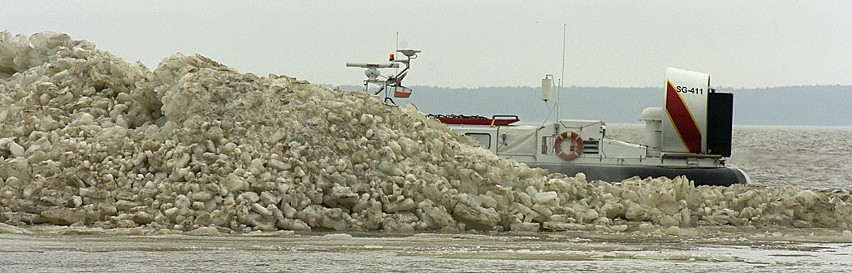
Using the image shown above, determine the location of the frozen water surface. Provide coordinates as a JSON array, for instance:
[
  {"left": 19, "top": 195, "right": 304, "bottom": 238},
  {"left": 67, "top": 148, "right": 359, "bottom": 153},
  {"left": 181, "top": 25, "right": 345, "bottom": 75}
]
[{"left": 1, "top": 228, "right": 851, "bottom": 272}]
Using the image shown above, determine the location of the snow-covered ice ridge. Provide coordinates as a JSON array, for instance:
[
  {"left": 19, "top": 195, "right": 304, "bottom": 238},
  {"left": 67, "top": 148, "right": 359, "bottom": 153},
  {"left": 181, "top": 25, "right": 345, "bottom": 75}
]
[{"left": 1, "top": 32, "right": 851, "bottom": 234}]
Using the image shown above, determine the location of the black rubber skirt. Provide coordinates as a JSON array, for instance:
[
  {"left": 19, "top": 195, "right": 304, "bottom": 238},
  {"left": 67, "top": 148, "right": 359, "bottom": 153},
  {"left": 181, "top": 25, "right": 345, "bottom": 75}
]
[{"left": 529, "top": 164, "right": 749, "bottom": 186}]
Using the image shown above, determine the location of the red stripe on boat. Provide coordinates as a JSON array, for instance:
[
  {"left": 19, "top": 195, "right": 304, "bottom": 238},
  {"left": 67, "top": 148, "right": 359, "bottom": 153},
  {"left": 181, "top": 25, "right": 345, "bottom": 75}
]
[{"left": 665, "top": 81, "right": 702, "bottom": 153}]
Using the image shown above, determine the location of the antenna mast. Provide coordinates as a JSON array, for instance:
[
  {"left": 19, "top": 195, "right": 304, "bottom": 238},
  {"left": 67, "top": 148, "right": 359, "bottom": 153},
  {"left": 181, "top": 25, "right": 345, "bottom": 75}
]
[
  {"left": 395, "top": 32, "right": 400, "bottom": 75},
  {"left": 346, "top": 48, "right": 420, "bottom": 104},
  {"left": 558, "top": 23, "right": 566, "bottom": 120}
]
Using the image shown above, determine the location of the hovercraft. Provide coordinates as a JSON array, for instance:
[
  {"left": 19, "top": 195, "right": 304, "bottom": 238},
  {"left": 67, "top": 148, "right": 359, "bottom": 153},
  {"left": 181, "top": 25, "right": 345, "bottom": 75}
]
[{"left": 347, "top": 50, "right": 749, "bottom": 186}]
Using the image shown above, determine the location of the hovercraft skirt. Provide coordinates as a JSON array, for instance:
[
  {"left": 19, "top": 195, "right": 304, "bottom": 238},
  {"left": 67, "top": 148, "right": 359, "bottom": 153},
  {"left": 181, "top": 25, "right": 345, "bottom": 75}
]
[{"left": 528, "top": 164, "right": 749, "bottom": 186}]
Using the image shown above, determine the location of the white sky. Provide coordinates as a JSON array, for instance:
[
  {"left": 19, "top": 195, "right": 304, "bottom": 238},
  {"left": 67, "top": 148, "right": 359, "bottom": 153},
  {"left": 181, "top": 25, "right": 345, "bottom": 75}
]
[{"left": 3, "top": 0, "right": 851, "bottom": 88}]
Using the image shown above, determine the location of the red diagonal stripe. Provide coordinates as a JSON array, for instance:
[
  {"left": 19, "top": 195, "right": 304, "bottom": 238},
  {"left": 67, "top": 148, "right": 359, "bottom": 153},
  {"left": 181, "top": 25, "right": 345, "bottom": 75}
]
[{"left": 665, "top": 81, "right": 702, "bottom": 153}]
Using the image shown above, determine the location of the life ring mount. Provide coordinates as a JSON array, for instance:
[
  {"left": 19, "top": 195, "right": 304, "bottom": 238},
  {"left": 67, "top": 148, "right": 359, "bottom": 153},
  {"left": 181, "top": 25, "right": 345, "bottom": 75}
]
[{"left": 554, "top": 131, "right": 583, "bottom": 161}]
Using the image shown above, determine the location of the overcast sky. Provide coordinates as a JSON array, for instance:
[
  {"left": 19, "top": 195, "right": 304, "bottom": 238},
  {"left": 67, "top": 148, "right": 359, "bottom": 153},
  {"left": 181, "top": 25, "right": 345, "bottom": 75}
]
[{"left": 3, "top": 1, "right": 851, "bottom": 88}]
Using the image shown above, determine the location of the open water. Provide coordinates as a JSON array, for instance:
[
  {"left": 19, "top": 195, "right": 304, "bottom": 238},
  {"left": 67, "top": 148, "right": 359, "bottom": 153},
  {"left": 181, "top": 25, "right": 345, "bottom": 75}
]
[
  {"left": 607, "top": 125, "right": 852, "bottom": 189},
  {"left": 1, "top": 125, "right": 851, "bottom": 272},
  {"left": 730, "top": 126, "right": 852, "bottom": 189}
]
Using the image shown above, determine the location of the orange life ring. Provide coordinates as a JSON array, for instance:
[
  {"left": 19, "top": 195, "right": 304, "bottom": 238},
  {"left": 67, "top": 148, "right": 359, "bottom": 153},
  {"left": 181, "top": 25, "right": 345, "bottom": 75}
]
[{"left": 554, "top": 131, "right": 583, "bottom": 161}]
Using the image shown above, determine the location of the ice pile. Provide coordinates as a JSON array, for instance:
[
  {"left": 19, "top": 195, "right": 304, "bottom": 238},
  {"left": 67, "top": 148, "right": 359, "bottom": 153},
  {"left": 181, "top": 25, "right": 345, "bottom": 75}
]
[{"left": 1, "top": 32, "right": 851, "bottom": 234}]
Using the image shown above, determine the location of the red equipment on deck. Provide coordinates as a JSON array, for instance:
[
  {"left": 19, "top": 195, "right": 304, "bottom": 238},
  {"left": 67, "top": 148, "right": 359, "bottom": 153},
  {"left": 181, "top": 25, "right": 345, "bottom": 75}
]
[{"left": 428, "top": 114, "right": 520, "bottom": 126}]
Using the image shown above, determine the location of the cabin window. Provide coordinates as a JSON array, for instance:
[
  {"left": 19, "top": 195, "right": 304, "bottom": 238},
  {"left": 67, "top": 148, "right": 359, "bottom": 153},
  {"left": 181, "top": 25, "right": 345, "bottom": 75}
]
[{"left": 465, "top": 133, "right": 491, "bottom": 149}]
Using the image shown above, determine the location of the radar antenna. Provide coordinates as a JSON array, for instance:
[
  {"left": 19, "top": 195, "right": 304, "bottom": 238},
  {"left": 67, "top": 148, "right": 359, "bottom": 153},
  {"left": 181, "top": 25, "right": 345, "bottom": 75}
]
[{"left": 346, "top": 49, "right": 420, "bottom": 104}]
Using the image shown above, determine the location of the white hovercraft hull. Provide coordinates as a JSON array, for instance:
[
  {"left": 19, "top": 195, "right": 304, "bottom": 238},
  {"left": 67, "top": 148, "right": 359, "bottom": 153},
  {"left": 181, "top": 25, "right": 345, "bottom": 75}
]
[
  {"left": 438, "top": 68, "right": 748, "bottom": 187},
  {"left": 346, "top": 51, "right": 749, "bottom": 186}
]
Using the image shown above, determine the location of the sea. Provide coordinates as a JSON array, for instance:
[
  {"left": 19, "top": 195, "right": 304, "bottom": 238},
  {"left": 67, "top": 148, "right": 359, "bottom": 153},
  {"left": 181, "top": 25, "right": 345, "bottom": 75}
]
[
  {"left": 1, "top": 125, "right": 851, "bottom": 272},
  {"left": 607, "top": 124, "right": 852, "bottom": 189}
]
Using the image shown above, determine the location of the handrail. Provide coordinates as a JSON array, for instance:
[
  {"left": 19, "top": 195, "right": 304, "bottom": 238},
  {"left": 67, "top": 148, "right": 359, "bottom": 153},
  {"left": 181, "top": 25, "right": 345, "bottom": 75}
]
[
  {"left": 661, "top": 152, "right": 722, "bottom": 159},
  {"left": 490, "top": 115, "right": 520, "bottom": 126}
]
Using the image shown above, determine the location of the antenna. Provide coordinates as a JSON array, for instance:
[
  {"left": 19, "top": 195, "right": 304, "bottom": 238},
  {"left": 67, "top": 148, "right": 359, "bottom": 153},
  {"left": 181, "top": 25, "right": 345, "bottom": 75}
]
[
  {"left": 540, "top": 24, "right": 568, "bottom": 127},
  {"left": 395, "top": 32, "right": 399, "bottom": 75},
  {"left": 558, "top": 23, "right": 566, "bottom": 120}
]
